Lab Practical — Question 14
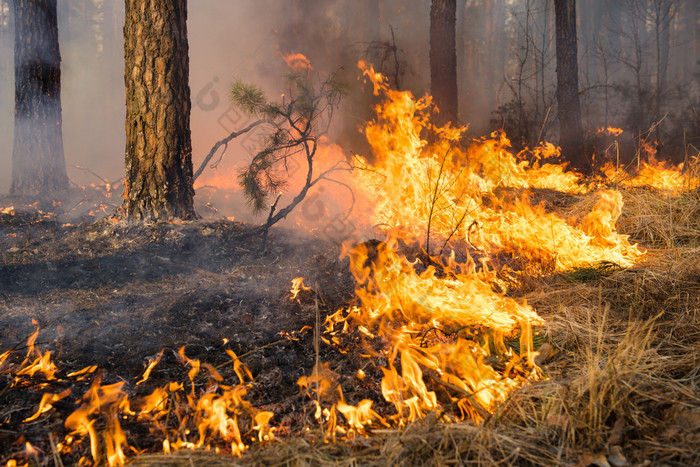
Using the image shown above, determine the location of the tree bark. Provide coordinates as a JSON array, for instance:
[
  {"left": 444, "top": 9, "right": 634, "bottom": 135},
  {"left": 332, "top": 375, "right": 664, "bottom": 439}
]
[
  {"left": 430, "top": 0, "right": 458, "bottom": 125},
  {"left": 554, "top": 0, "right": 586, "bottom": 173},
  {"left": 122, "top": 0, "right": 195, "bottom": 220},
  {"left": 687, "top": 0, "right": 700, "bottom": 82},
  {"left": 11, "top": 0, "right": 69, "bottom": 196},
  {"left": 0, "top": 0, "right": 13, "bottom": 79}
]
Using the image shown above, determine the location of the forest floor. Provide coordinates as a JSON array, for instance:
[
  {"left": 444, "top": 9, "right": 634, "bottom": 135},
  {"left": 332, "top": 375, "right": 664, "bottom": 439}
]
[{"left": 0, "top": 185, "right": 699, "bottom": 466}]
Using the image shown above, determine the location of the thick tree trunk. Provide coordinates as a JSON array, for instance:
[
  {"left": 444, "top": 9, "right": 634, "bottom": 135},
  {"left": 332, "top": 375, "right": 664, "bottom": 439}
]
[
  {"left": 554, "top": 0, "right": 586, "bottom": 173},
  {"left": 122, "top": 0, "right": 195, "bottom": 220},
  {"left": 11, "top": 0, "right": 69, "bottom": 196},
  {"left": 430, "top": 0, "right": 458, "bottom": 125}
]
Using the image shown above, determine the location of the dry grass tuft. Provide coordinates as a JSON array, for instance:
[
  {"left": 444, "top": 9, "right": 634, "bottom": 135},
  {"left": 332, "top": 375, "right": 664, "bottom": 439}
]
[{"left": 618, "top": 188, "right": 700, "bottom": 248}]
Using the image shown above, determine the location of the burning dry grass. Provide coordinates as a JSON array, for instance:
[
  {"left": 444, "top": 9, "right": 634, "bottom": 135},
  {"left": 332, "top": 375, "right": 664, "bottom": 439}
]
[
  {"left": 290, "top": 188, "right": 697, "bottom": 466},
  {"left": 3, "top": 64, "right": 700, "bottom": 465},
  {"left": 618, "top": 188, "right": 700, "bottom": 249},
  {"left": 1, "top": 188, "right": 698, "bottom": 466},
  {"left": 224, "top": 188, "right": 699, "bottom": 466}
]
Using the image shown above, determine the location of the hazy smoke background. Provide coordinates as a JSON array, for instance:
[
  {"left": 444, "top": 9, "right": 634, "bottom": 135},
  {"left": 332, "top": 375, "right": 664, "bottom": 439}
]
[
  {"left": 0, "top": 0, "right": 434, "bottom": 200},
  {"left": 0, "top": 0, "right": 698, "bottom": 201}
]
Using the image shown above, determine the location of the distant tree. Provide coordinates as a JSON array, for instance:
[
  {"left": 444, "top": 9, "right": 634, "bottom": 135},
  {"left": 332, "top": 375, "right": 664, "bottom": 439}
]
[
  {"left": 554, "top": 0, "right": 586, "bottom": 172},
  {"left": 648, "top": 0, "right": 677, "bottom": 123},
  {"left": 121, "top": 0, "right": 195, "bottom": 220},
  {"left": 0, "top": 0, "right": 12, "bottom": 74},
  {"left": 11, "top": 0, "right": 69, "bottom": 196},
  {"left": 430, "top": 0, "right": 458, "bottom": 125}
]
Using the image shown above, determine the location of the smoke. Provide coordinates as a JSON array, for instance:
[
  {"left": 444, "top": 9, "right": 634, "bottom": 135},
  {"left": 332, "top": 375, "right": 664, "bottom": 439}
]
[
  {"left": 0, "top": 1, "right": 432, "bottom": 200},
  {"left": 0, "top": 1, "right": 430, "bottom": 196},
  {"left": 1, "top": 1, "right": 696, "bottom": 197}
]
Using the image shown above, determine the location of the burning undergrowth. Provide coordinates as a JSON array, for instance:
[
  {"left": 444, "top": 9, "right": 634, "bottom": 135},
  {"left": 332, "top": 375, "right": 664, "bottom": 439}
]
[{"left": 1, "top": 65, "right": 699, "bottom": 465}]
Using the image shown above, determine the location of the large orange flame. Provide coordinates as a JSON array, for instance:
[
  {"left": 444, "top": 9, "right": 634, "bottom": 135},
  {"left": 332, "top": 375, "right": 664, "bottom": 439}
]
[{"left": 306, "top": 63, "right": 650, "bottom": 428}]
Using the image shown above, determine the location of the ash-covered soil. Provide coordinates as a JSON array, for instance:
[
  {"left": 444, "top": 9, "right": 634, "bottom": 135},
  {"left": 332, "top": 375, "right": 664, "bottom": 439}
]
[{"left": 0, "top": 204, "right": 364, "bottom": 438}]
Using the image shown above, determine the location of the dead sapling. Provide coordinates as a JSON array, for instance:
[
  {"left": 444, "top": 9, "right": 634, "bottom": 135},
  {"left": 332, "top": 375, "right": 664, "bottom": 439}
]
[
  {"left": 231, "top": 69, "right": 351, "bottom": 246},
  {"left": 424, "top": 142, "right": 474, "bottom": 264},
  {"left": 362, "top": 25, "right": 408, "bottom": 90}
]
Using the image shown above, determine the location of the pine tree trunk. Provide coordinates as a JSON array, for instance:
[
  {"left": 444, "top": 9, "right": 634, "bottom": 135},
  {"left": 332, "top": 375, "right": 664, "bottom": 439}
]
[
  {"left": 688, "top": 0, "right": 700, "bottom": 82},
  {"left": 11, "top": 0, "right": 69, "bottom": 196},
  {"left": 430, "top": 0, "right": 458, "bottom": 125},
  {"left": 0, "top": 0, "right": 13, "bottom": 79},
  {"left": 122, "top": 0, "right": 195, "bottom": 220},
  {"left": 554, "top": 0, "right": 586, "bottom": 173}
]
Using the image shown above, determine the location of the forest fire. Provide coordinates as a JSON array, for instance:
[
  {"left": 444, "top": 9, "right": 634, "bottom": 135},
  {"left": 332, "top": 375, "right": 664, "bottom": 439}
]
[
  {"left": 1, "top": 0, "right": 699, "bottom": 464},
  {"left": 5, "top": 64, "right": 696, "bottom": 466}
]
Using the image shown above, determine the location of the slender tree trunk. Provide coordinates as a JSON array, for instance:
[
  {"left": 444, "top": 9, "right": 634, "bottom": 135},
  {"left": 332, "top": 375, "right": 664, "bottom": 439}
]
[
  {"left": 11, "top": 0, "right": 69, "bottom": 196},
  {"left": 122, "top": 0, "right": 195, "bottom": 220},
  {"left": 654, "top": 0, "right": 674, "bottom": 123},
  {"left": 488, "top": 0, "right": 507, "bottom": 115},
  {"left": 456, "top": 0, "right": 465, "bottom": 121},
  {"left": 362, "top": 0, "right": 380, "bottom": 44},
  {"left": 554, "top": 0, "right": 586, "bottom": 172},
  {"left": 430, "top": 0, "right": 458, "bottom": 125},
  {"left": 0, "top": 0, "right": 13, "bottom": 78},
  {"left": 687, "top": 0, "right": 700, "bottom": 82}
]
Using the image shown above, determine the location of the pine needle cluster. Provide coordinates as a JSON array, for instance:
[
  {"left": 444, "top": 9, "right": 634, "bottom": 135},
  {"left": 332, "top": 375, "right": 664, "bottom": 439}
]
[{"left": 231, "top": 69, "right": 345, "bottom": 224}]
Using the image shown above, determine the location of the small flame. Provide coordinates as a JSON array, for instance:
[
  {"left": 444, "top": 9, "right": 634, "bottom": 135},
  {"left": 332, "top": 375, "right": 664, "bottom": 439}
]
[
  {"left": 64, "top": 376, "right": 130, "bottom": 466},
  {"left": 25, "top": 442, "right": 39, "bottom": 457},
  {"left": 24, "top": 389, "right": 72, "bottom": 422},
  {"left": 289, "top": 277, "right": 310, "bottom": 300},
  {"left": 281, "top": 52, "right": 313, "bottom": 72},
  {"left": 136, "top": 349, "right": 164, "bottom": 385},
  {"left": 597, "top": 126, "right": 623, "bottom": 136}
]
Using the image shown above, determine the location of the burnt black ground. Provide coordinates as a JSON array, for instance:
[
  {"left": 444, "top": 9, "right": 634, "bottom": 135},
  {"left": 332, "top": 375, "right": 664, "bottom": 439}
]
[
  {"left": 0, "top": 202, "right": 365, "bottom": 455},
  {"left": 0, "top": 210, "right": 356, "bottom": 361}
]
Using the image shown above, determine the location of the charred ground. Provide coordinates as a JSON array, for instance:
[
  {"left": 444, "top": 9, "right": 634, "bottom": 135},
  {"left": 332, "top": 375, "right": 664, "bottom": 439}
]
[
  {"left": 1, "top": 185, "right": 699, "bottom": 466},
  {"left": 0, "top": 197, "right": 374, "bottom": 459}
]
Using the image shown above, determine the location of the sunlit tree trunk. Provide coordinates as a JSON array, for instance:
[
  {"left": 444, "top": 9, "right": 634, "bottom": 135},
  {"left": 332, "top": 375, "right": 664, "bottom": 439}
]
[
  {"left": 122, "top": 0, "right": 195, "bottom": 220},
  {"left": 11, "top": 0, "right": 69, "bottom": 196},
  {"left": 554, "top": 0, "right": 586, "bottom": 172},
  {"left": 430, "top": 0, "right": 458, "bottom": 125}
]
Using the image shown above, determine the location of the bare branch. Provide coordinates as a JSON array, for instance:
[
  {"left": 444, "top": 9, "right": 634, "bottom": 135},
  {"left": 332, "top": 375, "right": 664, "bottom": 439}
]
[{"left": 193, "top": 120, "right": 265, "bottom": 181}]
